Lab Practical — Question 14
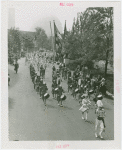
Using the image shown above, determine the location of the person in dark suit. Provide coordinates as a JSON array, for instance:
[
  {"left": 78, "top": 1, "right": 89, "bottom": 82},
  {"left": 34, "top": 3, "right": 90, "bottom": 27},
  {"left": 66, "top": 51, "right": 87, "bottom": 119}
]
[
  {"left": 42, "top": 82, "right": 48, "bottom": 106},
  {"left": 57, "top": 85, "right": 64, "bottom": 107},
  {"left": 14, "top": 61, "right": 19, "bottom": 73}
]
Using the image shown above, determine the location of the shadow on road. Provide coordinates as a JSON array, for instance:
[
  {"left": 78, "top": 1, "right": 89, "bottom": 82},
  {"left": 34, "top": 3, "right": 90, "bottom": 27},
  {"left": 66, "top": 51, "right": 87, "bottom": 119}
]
[
  {"left": 9, "top": 97, "right": 15, "bottom": 110},
  {"left": 46, "top": 104, "right": 57, "bottom": 109},
  {"left": 62, "top": 105, "right": 73, "bottom": 110}
]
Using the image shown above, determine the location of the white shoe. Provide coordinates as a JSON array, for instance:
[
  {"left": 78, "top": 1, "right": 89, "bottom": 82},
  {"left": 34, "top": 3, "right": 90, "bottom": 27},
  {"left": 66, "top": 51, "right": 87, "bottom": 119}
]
[
  {"left": 99, "top": 135, "right": 103, "bottom": 139},
  {"left": 60, "top": 105, "right": 63, "bottom": 107},
  {"left": 82, "top": 117, "right": 84, "bottom": 120},
  {"left": 95, "top": 133, "right": 98, "bottom": 138},
  {"left": 58, "top": 104, "right": 60, "bottom": 106}
]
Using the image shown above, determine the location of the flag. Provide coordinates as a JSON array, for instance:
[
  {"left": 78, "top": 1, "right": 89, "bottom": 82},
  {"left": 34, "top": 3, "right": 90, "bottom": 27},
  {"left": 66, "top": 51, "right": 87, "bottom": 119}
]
[{"left": 54, "top": 21, "right": 62, "bottom": 53}]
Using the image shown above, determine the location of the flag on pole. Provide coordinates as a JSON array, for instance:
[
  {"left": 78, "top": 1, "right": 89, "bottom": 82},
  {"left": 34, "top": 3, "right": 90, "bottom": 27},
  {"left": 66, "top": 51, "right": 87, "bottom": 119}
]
[{"left": 54, "top": 21, "right": 62, "bottom": 53}]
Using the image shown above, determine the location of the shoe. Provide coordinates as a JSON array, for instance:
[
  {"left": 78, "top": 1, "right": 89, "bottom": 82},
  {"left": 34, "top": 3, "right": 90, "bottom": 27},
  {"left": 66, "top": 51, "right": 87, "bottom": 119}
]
[
  {"left": 58, "top": 104, "right": 60, "bottom": 106},
  {"left": 95, "top": 133, "right": 98, "bottom": 138},
  {"left": 60, "top": 105, "right": 63, "bottom": 107},
  {"left": 82, "top": 117, "right": 84, "bottom": 120},
  {"left": 99, "top": 135, "right": 103, "bottom": 139}
]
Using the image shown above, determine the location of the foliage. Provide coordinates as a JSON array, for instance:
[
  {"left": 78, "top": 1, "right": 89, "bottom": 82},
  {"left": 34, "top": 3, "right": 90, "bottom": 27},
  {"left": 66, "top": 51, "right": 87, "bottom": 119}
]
[
  {"left": 35, "top": 27, "right": 51, "bottom": 50},
  {"left": 63, "top": 7, "right": 113, "bottom": 76},
  {"left": 8, "top": 27, "right": 21, "bottom": 55},
  {"left": 22, "top": 34, "right": 34, "bottom": 51}
]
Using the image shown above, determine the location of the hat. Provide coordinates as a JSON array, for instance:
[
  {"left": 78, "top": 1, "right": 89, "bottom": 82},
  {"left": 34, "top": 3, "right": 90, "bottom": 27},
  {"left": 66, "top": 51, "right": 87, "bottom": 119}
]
[{"left": 97, "top": 95, "right": 103, "bottom": 100}]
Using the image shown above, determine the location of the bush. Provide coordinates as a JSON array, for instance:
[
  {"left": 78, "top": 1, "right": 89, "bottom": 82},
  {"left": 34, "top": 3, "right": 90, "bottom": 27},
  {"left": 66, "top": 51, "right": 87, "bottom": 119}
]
[
  {"left": 66, "top": 59, "right": 94, "bottom": 71},
  {"left": 67, "top": 61, "right": 81, "bottom": 71}
]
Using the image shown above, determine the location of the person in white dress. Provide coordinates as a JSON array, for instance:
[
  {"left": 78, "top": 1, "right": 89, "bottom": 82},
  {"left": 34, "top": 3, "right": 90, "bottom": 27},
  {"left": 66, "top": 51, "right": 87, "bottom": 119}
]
[{"left": 79, "top": 94, "right": 91, "bottom": 121}]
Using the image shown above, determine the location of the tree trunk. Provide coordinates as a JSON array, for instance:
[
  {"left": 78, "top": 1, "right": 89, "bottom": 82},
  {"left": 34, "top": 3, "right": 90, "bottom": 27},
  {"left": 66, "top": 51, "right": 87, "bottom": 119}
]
[
  {"left": 105, "top": 50, "right": 109, "bottom": 78},
  {"left": 104, "top": 38, "right": 109, "bottom": 78}
]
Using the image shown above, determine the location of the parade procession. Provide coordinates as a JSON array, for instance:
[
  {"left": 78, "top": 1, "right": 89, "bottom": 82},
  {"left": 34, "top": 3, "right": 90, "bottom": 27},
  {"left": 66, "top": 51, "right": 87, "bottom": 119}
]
[{"left": 8, "top": 6, "right": 114, "bottom": 141}]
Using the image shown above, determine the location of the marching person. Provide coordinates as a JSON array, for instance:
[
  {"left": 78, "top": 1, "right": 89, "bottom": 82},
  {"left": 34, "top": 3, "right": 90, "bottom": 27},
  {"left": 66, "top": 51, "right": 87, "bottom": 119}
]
[
  {"left": 95, "top": 106, "right": 106, "bottom": 138},
  {"left": 52, "top": 80, "right": 57, "bottom": 98},
  {"left": 40, "top": 64, "right": 43, "bottom": 77},
  {"left": 99, "top": 81, "right": 107, "bottom": 96},
  {"left": 39, "top": 78, "right": 43, "bottom": 98},
  {"left": 57, "top": 84, "right": 64, "bottom": 107},
  {"left": 52, "top": 65, "right": 56, "bottom": 74},
  {"left": 35, "top": 75, "right": 40, "bottom": 93},
  {"left": 42, "top": 82, "right": 48, "bottom": 106},
  {"left": 67, "top": 76, "right": 72, "bottom": 94},
  {"left": 78, "top": 85, "right": 84, "bottom": 102},
  {"left": 34, "top": 73, "right": 37, "bottom": 89},
  {"left": 64, "top": 66, "right": 67, "bottom": 80},
  {"left": 97, "top": 95, "right": 103, "bottom": 108},
  {"left": 79, "top": 94, "right": 91, "bottom": 121},
  {"left": 42, "top": 67, "right": 45, "bottom": 79}
]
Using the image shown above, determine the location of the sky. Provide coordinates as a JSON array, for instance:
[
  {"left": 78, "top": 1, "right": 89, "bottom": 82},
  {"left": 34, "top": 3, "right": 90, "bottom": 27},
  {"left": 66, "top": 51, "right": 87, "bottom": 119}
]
[{"left": 8, "top": 2, "right": 87, "bottom": 36}]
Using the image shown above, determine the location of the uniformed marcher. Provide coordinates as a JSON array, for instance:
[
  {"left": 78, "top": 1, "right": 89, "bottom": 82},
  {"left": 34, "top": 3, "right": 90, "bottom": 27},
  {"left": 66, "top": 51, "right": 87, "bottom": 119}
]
[
  {"left": 57, "top": 84, "right": 64, "bottom": 106},
  {"left": 39, "top": 78, "right": 43, "bottom": 98},
  {"left": 67, "top": 77, "right": 72, "bottom": 93},
  {"left": 95, "top": 106, "right": 106, "bottom": 138},
  {"left": 42, "top": 82, "right": 48, "bottom": 106},
  {"left": 52, "top": 80, "right": 57, "bottom": 98}
]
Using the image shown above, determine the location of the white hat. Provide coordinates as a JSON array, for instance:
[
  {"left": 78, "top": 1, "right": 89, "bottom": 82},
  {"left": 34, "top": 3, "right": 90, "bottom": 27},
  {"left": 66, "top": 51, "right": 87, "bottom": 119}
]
[{"left": 97, "top": 95, "right": 103, "bottom": 100}]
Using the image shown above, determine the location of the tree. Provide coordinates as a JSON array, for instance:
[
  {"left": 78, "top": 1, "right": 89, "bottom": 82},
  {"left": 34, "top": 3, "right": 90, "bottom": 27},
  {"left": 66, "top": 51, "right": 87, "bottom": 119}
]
[
  {"left": 22, "top": 34, "right": 34, "bottom": 52},
  {"left": 86, "top": 7, "right": 113, "bottom": 77},
  {"left": 63, "top": 7, "right": 113, "bottom": 77},
  {"left": 8, "top": 27, "right": 21, "bottom": 55},
  {"left": 35, "top": 27, "right": 48, "bottom": 50}
]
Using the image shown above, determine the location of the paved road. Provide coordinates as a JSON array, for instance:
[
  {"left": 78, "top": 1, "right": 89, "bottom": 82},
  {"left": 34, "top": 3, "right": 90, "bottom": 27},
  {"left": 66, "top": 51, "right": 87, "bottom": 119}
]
[{"left": 8, "top": 58, "right": 114, "bottom": 141}]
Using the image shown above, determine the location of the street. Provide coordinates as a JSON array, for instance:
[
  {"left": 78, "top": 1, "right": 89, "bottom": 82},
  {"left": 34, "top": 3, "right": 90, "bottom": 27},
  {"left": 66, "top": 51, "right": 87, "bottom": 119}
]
[{"left": 9, "top": 58, "right": 114, "bottom": 141}]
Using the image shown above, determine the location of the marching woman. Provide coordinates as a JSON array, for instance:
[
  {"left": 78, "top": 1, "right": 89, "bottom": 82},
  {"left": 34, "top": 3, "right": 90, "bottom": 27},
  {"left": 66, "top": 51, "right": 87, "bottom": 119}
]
[{"left": 79, "top": 94, "right": 91, "bottom": 121}]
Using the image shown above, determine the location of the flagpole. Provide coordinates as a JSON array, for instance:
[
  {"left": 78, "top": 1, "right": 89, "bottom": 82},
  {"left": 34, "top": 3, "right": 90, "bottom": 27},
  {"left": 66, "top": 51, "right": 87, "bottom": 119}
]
[
  {"left": 53, "top": 20, "right": 56, "bottom": 62},
  {"left": 50, "top": 21, "right": 55, "bottom": 62}
]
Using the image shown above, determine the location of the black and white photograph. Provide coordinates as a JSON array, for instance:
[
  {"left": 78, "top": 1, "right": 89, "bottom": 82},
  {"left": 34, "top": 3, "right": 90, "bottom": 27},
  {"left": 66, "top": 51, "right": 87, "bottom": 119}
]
[{"left": 1, "top": 1, "right": 121, "bottom": 149}]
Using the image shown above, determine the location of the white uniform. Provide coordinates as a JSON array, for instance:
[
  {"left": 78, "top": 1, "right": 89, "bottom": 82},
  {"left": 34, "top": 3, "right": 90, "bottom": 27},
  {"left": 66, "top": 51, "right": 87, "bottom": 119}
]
[{"left": 97, "top": 100, "right": 103, "bottom": 107}]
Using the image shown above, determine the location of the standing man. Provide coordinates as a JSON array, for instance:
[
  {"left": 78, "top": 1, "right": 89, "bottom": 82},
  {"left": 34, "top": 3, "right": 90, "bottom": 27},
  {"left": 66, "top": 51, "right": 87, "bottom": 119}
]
[{"left": 14, "top": 61, "right": 19, "bottom": 74}]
